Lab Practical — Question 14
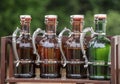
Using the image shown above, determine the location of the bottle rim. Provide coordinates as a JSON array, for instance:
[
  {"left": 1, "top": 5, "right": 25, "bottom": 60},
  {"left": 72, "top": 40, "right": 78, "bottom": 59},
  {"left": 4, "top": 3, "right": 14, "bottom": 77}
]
[
  {"left": 20, "top": 15, "right": 31, "bottom": 19},
  {"left": 94, "top": 14, "right": 107, "bottom": 19},
  {"left": 45, "top": 15, "right": 57, "bottom": 19},
  {"left": 70, "top": 15, "right": 84, "bottom": 19}
]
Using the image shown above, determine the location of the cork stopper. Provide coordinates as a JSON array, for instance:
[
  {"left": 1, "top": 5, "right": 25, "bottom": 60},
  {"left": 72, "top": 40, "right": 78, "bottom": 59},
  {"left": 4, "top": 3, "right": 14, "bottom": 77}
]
[
  {"left": 70, "top": 15, "right": 84, "bottom": 21},
  {"left": 94, "top": 14, "right": 107, "bottom": 20}
]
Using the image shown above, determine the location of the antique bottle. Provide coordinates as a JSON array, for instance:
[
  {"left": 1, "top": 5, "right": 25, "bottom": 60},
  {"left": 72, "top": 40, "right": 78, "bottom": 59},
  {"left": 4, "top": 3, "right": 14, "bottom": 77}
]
[
  {"left": 80, "top": 14, "right": 111, "bottom": 80},
  {"left": 59, "top": 15, "right": 87, "bottom": 79},
  {"left": 12, "top": 15, "right": 35, "bottom": 78},
  {"left": 32, "top": 15, "right": 61, "bottom": 78},
  {"left": 88, "top": 14, "right": 111, "bottom": 80}
]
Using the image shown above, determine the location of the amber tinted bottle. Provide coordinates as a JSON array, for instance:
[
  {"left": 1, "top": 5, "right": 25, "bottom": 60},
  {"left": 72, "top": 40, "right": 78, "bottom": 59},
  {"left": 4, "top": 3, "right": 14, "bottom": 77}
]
[
  {"left": 13, "top": 15, "right": 35, "bottom": 78},
  {"left": 64, "top": 15, "right": 87, "bottom": 79},
  {"left": 37, "top": 15, "right": 61, "bottom": 78}
]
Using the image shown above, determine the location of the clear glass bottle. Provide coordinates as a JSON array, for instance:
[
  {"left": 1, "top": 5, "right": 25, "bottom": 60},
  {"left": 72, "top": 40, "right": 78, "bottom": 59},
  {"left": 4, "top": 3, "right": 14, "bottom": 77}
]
[
  {"left": 12, "top": 15, "right": 35, "bottom": 78},
  {"left": 88, "top": 14, "right": 111, "bottom": 80},
  {"left": 64, "top": 15, "right": 87, "bottom": 79},
  {"left": 36, "top": 15, "right": 61, "bottom": 78}
]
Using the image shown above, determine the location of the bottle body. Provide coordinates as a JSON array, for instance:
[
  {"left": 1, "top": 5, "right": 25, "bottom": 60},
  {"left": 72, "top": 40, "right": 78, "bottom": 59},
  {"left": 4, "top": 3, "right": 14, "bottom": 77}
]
[
  {"left": 38, "top": 35, "right": 61, "bottom": 78},
  {"left": 14, "top": 35, "right": 35, "bottom": 78},
  {"left": 88, "top": 14, "right": 111, "bottom": 80},
  {"left": 64, "top": 35, "right": 87, "bottom": 79},
  {"left": 63, "top": 15, "right": 87, "bottom": 79},
  {"left": 88, "top": 36, "right": 111, "bottom": 80},
  {"left": 36, "top": 15, "right": 61, "bottom": 78},
  {"left": 13, "top": 15, "right": 35, "bottom": 78}
]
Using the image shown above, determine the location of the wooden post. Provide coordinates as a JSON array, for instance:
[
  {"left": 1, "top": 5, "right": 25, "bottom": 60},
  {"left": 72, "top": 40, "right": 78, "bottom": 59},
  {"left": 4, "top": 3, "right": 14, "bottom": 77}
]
[
  {"left": 117, "top": 36, "right": 120, "bottom": 84},
  {"left": 9, "top": 43, "right": 16, "bottom": 84},
  {"left": 111, "top": 36, "right": 120, "bottom": 84},
  {"left": 0, "top": 37, "right": 7, "bottom": 84}
]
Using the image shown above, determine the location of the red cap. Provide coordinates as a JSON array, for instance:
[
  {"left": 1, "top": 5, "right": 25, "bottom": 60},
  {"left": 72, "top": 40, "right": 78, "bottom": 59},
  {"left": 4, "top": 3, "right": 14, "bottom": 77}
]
[
  {"left": 45, "top": 15, "right": 57, "bottom": 21},
  {"left": 70, "top": 15, "right": 84, "bottom": 21},
  {"left": 20, "top": 15, "right": 31, "bottom": 22},
  {"left": 94, "top": 14, "right": 107, "bottom": 20}
]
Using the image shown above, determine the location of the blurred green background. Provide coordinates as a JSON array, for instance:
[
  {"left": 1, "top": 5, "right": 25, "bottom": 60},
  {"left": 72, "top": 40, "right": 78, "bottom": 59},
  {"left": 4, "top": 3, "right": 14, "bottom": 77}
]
[{"left": 0, "top": 0, "right": 120, "bottom": 37}]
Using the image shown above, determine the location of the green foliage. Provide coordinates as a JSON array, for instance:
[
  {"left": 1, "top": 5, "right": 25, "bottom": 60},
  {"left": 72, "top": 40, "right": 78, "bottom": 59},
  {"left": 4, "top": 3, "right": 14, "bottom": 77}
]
[
  {"left": 0, "top": 0, "right": 120, "bottom": 37},
  {"left": 107, "top": 11, "right": 120, "bottom": 35}
]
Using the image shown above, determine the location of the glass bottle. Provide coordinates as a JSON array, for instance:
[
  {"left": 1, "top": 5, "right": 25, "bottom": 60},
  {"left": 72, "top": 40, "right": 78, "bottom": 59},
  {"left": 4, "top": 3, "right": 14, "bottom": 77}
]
[
  {"left": 88, "top": 14, "right": 111, "bottom": 80},
  {"left": 33, "top": 15, "right": 61, "bottom": 78},
  {"left": 12, "top": 15, "right": 35, "bottom": 78},
  {"left": 64, "top": 15, "right": 87, "bottom": 79}
]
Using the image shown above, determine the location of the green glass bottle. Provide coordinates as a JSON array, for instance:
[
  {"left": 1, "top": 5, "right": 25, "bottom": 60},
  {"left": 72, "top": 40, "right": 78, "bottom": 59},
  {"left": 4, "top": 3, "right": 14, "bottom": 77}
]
[{"left": 88, "top": 14, "right": 111, "bottom": 80}]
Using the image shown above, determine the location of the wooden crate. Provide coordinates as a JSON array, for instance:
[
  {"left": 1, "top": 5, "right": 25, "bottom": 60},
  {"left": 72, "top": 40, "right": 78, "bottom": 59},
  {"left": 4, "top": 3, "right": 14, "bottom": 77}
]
[{"left": 0, "top": 36, "right": 119, "bottom": 84}]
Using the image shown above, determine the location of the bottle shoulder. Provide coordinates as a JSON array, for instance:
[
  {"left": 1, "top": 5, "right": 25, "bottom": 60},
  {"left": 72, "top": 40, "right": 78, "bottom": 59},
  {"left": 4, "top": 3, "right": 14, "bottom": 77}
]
[
  {"left": 65, "top": 36, "right": 87, "bottom": 48},
  {"left": 90, "top": 35, "right": 110, "bottom": 43},
  {"left": 16, "top": 35, "right": 32, "bottom": 47},
  {"left": 89, "top": 36, "right": 111, "bottom": 48},
  {"left": 41, "top": 36, "right": 58, "bottom": 43},
  {"left": 39, "top": 36, "right": 59, "bottom": 48}
]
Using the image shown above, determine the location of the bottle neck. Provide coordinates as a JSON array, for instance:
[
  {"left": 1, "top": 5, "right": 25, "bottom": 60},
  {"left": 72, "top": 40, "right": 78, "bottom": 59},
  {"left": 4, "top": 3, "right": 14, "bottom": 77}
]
[
  {"left": 21, "top": 22, "right": 30, "bottom": 34},
  {"left": 72, "top": 21, "right": 83, "bottom": 33},
  {"left": 71, "top": 21, "right": 83, "bottom": 38},
  {"left": 45, "top": 21, "right": 57, "bottom": 36},
  {"left": 95, "top": 19, "right": 106, "bottom": 35}
]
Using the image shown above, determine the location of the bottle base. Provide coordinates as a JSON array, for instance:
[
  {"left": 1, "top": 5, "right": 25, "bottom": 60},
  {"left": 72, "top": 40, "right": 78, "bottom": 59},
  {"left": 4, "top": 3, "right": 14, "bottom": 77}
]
[
  {"left": 89, "top": 76, "right": 110, "bottom": 80},
  {"left": 66, "top": 74, "right": 87, "bottom": 79},
  {"left": 14, "top": 74, "right": 35, "bottom": 78},
  {"left": 40, "top": 74, "right": 61, "bottom": 78}
]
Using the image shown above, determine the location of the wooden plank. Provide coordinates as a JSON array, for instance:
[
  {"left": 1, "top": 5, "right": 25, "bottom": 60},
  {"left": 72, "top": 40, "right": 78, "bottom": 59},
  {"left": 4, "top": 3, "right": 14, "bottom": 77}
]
[
  {"left": 6, "top": 78, "right": 110, "bottom": 84},
  {"left": 111, "top": 36, "right": 118, "bottom": 84},
  {"left": 17, "top": 82, "right": 75, "bottom": 84},
  {"left": 9, "top": 44, "right": 14, "bottom": 78}
]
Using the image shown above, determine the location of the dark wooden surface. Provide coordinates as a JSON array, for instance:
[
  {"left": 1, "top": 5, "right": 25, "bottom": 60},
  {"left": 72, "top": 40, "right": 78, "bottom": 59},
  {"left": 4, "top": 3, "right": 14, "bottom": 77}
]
[
  {"left": 0, "top": 36, "right": 119, "bottom": 84},
  {"left": 6, "top": 78, "right": 110, "bottom": 84}
]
